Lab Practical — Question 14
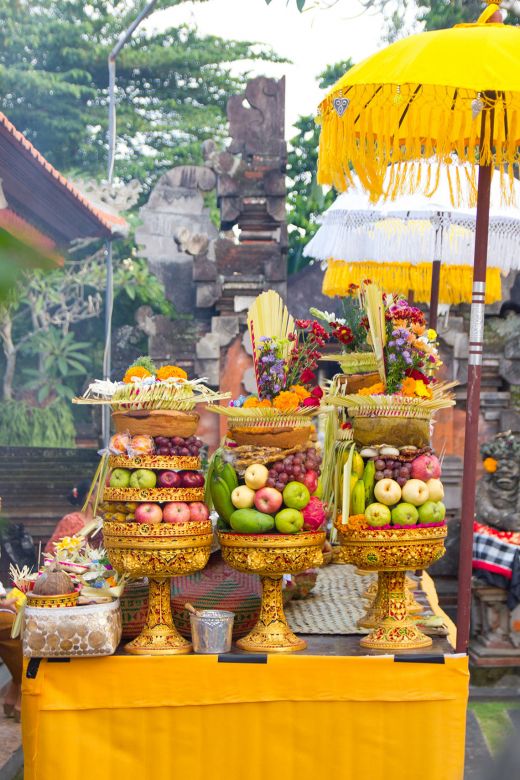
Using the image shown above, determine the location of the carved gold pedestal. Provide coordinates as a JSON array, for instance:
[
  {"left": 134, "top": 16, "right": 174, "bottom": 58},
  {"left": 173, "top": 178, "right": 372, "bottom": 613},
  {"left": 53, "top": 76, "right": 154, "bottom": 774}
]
[
  {"left": 104, "top": 520, "right": 212, "bottom": 655},
  {"left": 405, "top": 576, "right": 424, "bottom": 614},
  {"left": 338, "top": 525, "right": 447, "bottom": 651},
  {"left": 219, "top": 531, "right": 325, "bottom": 653}
]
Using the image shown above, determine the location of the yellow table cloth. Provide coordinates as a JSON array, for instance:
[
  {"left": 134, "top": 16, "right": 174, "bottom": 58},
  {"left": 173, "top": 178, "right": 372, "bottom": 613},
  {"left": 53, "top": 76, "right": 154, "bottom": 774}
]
[{"left": 22, "top": 651, "right": 468, "bottom": 780}]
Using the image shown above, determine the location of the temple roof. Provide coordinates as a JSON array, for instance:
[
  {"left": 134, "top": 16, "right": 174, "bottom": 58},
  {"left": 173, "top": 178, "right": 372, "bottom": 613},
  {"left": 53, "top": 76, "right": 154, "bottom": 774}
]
[{"left": 0, "top": 111, "right": 127, "bottom": 252}]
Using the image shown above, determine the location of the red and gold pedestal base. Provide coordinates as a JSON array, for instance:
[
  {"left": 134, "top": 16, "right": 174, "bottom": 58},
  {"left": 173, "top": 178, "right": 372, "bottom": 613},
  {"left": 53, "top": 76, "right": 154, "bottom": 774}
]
[
  {"left": 337, "top": 525, "right": 447, "bottom": 651},
  {"left": 219, "top": 531, "right": 325, "bottom": 653},
  {"left": 360, "top": 571, "right": 431, "bottom": 650},
  {"left": 104, "top": 520, "right": 212, "bottom": 655},
  {"left": 125, "top": 578, "right": 191, "bottom": 655}
]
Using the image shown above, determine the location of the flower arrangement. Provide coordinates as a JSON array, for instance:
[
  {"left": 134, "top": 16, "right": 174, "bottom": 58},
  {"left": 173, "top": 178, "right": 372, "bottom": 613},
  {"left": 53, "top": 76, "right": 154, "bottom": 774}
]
[
  {"left": 311, "top": 283, "right": 370, "bottom": 354},
  {"left": 231, "top": 308, "right": 328, "bottom": 413},
  {"left": 75, "top": 357, "right": 229, "bottom": 411}
]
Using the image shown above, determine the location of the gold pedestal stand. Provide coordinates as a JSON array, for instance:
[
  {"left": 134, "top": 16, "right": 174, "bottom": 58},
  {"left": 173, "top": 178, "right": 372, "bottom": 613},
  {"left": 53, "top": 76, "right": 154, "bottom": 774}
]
[
  {"left": 338, "top": 525, "right": 447, "bottom": 650},
  {"left": 219, "top": 531, "right": 325, "bottom": 653},
  {"left": 104, "top": 520, "right": 212, "bottom": 655}
]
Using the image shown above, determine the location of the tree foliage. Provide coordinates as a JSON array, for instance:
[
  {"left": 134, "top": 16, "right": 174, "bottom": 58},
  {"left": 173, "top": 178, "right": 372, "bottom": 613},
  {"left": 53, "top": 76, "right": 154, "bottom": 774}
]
[
  {"left": 0, "top": 0, "right": 281, "bottom": 184},
  {"left": 286, "top": 60, "right": 354, "bottom": 275}
]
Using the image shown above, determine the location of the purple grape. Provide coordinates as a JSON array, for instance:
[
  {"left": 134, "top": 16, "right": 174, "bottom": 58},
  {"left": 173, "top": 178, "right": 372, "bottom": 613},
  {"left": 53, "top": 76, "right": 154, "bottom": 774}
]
[
  {"left": 158, "top": 446, "right": 169, "bottom": 456},
  {"left": 267, "top": 478, "right": 276, "bottom": 488},
  {"left": 400, "top": 466, "right": 410, "bottom": 477},
  {"left": 275, "top": 481, "right": 285, "bottom": 491},
  {"left": 268, "top": 469, "right": 276, "bottom": 480},
  {"left": 180, "top": 447, "right": 190, "bottom": 456},
  {"left": 155, "top": 436, "right": 167, "bottom": 446},
  {"left": 375, "top": 459, "right": 385, "bottom": 470},
  {"left": 293, "top": 467, "right": 302, "bottom": 478},
  {"left": 285, "top": 466, "right": 294, "bottom": 476},
  {"left": 383, "top": 469, "right": 393, "bottom": 478},
  {"left": 278, "top": 473, "right": 288, "bottom": 484},
  {"left": 375, "top": 471, "right": 384, "bottom": 480},
  {"left": 274, "top": 462, "right": 284, "bottom": 473},
  {"left": 172, "top": 436, "right": 184, "bottom": 446},
  {"left": 386, "top": 460, "right": 394, "bottom": 469},
  {"left": 397, "top": 476, "right": 408, "bottom": 487}
]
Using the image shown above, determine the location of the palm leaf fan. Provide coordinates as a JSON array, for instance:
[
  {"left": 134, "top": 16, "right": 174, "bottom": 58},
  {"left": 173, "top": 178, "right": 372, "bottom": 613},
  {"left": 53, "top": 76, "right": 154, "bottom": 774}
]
[
  {"left": 362, "top": 282, "right": 386, "bottom": 383},
  {"left": 247, "top": 290, "right": 294, "bottom": 392}
]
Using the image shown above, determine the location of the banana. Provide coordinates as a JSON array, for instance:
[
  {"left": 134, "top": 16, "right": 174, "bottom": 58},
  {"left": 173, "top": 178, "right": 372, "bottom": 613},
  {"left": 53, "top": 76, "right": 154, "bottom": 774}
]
[
  {"left": 352, "top": 452, "right": 365, "bottom": 479},
  {"left": 351, "top": 479, "right": 366, "bottom": 515},
  {"left": 221, "top": 462, "right": 239, "bottom": 493},
  {"left": 210, "top": 475, "right": 235, "bottom": 524},
  {"left": 363, "top": 460, "right": 376, "bottom": 506}
]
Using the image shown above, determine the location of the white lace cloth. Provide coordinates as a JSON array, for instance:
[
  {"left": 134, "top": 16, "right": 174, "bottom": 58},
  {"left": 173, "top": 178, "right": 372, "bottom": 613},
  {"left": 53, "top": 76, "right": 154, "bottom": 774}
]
[{"left": 304, "top": 161, "right": 520, "bottom": 272}]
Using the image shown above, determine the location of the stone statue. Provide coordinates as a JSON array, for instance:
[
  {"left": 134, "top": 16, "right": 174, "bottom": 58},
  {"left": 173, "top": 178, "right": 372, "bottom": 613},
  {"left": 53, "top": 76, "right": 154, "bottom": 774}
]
[{"left": 476, "top": 430, "right": 520, "bottom": 532}]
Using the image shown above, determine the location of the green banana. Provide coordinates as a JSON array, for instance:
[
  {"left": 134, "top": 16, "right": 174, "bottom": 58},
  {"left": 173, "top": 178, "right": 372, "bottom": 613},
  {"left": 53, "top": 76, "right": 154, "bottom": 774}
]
[
  {"left": 363, "top": 460, "right": 376, "bottom": 506},
  {"left": 351, "top": 479, "right": 366, "bottom": 515},
  {"left": 210, "top": 474, "right": 235, "bottom": 524},
  {"left": 221, "top": 462, "right": 239, "bottom": 493},
  {"left": 230, "top": 509, "right": 275, "bottom": 534}
]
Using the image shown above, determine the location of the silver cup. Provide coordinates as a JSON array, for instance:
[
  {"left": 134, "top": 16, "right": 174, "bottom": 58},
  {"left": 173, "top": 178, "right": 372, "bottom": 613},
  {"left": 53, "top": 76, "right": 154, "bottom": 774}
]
[{"left": 190, "top": 609, "right": 235, "bottom": 654}]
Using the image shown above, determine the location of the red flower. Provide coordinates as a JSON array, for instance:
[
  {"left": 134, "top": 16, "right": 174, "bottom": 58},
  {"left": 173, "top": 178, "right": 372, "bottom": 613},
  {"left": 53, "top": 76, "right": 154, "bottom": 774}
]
[
  {"left": 311, "top": 386, "right": 323, "bottom": 399},
  {"left": 332, "top": 325, "right": 354, "bottom": 345},
  {"left": 341, "top": 422, "right": 352, "bottom": 429},
  {"left": 405, "top": 368, "right": 431, "bottom": 384},
  {"left": 311, "top": 321, "right": 328, "bottom": 339},
  {"left": 300, "top": 368, "right": 317, "bottom": 385},
  {"left": 303, "top": 396, "right": 320, "bottom": 407},
  {"left": 295, "top": 319, "right": 311, "bottom": 329}
]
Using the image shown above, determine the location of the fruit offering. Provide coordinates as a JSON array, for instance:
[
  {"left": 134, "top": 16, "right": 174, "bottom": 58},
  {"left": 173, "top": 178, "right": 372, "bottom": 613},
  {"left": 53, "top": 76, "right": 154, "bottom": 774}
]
[
  {"left": 345, "top": 444, "right": 446, "bottom": 530},
  {"left": 109, "top": 433, "right": 204, "bottom": 458},
  {"left": 210, "top": 449, "right": 326, "bottom": 535}
]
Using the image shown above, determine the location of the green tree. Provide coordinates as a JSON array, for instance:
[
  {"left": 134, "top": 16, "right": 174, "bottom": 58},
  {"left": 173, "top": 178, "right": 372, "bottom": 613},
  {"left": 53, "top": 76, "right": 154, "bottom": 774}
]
[
  {"left": 0, "top": 0, "right": 281, "bottom": 184},
  {"left": 286, "top": 60, "right": 354, "bottom": 275}
]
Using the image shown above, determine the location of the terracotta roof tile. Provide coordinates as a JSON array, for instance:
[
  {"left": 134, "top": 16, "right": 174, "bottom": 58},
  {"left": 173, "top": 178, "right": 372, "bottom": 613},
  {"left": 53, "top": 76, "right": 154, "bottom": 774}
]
[{"left": 0, "top": 111, "right": 127, "bottom": 235}]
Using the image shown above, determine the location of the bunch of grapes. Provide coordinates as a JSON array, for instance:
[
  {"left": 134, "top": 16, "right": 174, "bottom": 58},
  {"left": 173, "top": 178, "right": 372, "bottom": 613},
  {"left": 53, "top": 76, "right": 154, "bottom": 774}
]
[
  {"left": 154, "top": 436, "right": 203, "bottom": 457},
  {"left": 374, "top": 458, "right": 411, "bottom": 487},
  {"left": 266, "top": 448, "right": 322, "bottom": 491}
]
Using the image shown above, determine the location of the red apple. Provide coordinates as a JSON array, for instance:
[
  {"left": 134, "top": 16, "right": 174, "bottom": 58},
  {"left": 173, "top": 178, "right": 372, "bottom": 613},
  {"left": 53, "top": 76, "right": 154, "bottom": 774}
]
[
  {"left": 163, "top": 502, "right": 191, "bottom": 523},
  {"left": 411, "top": 453, "right": 441, "bottom": 481},
  {"left": 158, "top": 470, "right": 182, "bottom": 488},
  {"left": 254, "top": 487, "right": 283, "bottom": 515},
  {"left": 180, "top": 471, "right": 205, "bottom": 488},
  {"left": 189, "top": 502, "right": 209, "bottom": 522},
  {"left": 134, "top": 503, "right": 163, "bottom": 524},
  {"left": 302, "top": 469, "right": 319, "bottom": 494}
]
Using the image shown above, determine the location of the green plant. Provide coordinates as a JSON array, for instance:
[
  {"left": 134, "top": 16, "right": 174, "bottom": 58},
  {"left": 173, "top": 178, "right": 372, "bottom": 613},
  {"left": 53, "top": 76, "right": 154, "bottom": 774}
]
[
  {"left": 21, "top": 328, "right": 91, "bottom": 403},
  {"left": 0, "top": 399, "right": 76, "bottom": 447}
]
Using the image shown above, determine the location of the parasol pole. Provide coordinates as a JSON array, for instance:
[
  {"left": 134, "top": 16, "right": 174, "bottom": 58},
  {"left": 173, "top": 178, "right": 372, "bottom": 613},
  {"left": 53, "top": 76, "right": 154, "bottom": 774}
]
[
  {"left": 429, "top": 213, "right": 443, "bottom": 330},
  {"left": 456, "top": 103, "right": 494, "bottom": 654}
]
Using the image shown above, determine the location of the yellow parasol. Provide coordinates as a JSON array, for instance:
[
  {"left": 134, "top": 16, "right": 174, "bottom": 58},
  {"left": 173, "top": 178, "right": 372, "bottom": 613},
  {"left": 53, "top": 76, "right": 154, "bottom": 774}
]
[{"left": 316, "top": 1, "right": 520, "bottom": 654}]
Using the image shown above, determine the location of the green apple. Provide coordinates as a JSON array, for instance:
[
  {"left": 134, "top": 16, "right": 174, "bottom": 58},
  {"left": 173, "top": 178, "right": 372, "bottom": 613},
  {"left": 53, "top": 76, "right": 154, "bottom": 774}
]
[
  {"left": 129, "top": 469, "right": 157, "bottom": 489},
  {"left": 110, "top": 468, "right": 131, "bottom": 488},
  {"left": 435, "top": 501, "right": 446, "bottom": 521},
  {"left": 391, "top": 502, "right": 419, "bottom": 526},
  {"left": 417, "top": 500, "right": 441, "bottom": 524},
  {"left": 283, "top": 481, "right": 311, "bottom": 510},
  {"left": 275, "top": 507, "right": 304, "bottom": 534},
  {"left": 364, "top": 502, "right": 391, "bottom": 527}
]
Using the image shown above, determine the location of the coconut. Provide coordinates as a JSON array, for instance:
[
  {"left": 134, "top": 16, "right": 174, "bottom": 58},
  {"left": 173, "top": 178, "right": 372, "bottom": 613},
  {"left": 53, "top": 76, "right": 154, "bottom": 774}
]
[{"left": 32, "top": 562, "right": 75, "bottom": 596}]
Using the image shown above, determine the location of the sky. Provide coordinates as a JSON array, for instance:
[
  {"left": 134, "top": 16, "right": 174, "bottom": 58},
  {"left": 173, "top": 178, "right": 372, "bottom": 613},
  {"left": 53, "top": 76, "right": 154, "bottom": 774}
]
[{"left": 149, "top": 0, "right": 390, "bottom": 135}]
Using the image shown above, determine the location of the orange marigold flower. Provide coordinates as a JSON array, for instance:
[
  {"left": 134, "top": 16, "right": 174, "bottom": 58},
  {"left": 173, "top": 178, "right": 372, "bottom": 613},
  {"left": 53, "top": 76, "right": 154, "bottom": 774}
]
[
  {"left": 483, "top": 457, "right": 498, "bottom": 473},
  {"left": 290, "top": 384, "right": 311, "bottom": 401},
  {"left": 123, "top": 366, "right": 152, "bottom": 384},
  {"left": 156, "top": 365, "right": 188, "bottom": 381},
  {"left": 411, "top": 323, "right": 426, "bottom": 336},
  {"left": 273, "top": 391, "right": 301, "bottom": 411},
  {"left": 357, "top": 382, "right": 386, "bottom": 396},
  {"left": 401, "top": 377, "right": 417, "bottom": 396},
  {"left": 243, "top": 396, "right": 260, "bottom": 408},
  {"left": 257, "top": 399, "right": 272, "bottom": 408}
]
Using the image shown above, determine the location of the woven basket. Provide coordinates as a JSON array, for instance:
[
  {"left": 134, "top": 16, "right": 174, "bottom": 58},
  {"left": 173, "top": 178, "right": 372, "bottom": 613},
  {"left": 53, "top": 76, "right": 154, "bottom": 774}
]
[
  {"left": 229, "top": 425, "right": 312, "bottom": 449},
  {"left": 171, "top": 551, "right": 261, "bottom": 639},
  {"left": 112, "top": 409, "right": 199, "bottom": 437},
  {"left": 120, "top": 579, "right": 149, "bottom": 640},
  {"left": 338, "top": 372, "right": 381, "bottom": 394},
  {"left": 352, "top": 414, "right": 430, "bottom": 448}
]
